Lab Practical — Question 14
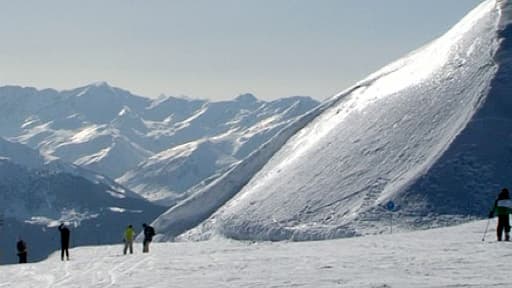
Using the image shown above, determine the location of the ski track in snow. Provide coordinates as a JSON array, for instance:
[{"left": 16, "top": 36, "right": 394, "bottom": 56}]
[{"left": 0, "top": 220, "right": 510, "bottom": 288}]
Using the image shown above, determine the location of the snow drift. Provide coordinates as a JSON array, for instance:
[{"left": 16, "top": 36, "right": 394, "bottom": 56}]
[{"left": 152, "top": 0, "right": 512, "bottom": 241}]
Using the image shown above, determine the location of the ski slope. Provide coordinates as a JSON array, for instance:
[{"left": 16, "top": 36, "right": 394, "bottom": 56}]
[
  {"left": 0, "top": 220, "right": 508, "bottom": 287},
  {"left": 152, "top": 0, "right": 512, "bottom": 241}
]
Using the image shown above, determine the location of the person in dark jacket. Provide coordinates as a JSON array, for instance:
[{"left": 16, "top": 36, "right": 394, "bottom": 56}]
[
  {"left": 58, "top": 223, "right": 71, "bottom": 260},
  {"left": 489, "top": 188, "right": 512, "bottom": 241},
  {"left": 142, "top": 223, "right": 155, "bottom": 253},
  {"left": 16, "top": 238, "right": 27, "bottom": 263}
]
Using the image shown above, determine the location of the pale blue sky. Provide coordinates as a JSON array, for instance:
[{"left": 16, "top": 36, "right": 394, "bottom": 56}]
[{"left": 0, "top": 0, "right": 483, "bottom": 100}]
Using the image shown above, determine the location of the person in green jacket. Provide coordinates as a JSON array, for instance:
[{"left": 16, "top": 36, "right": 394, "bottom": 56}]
[
  {"left": 489, "top": 188, "right": 512, "bottom": 241},
  {"left": 123, "top": 225, "right": 135, "bottom": 255}
]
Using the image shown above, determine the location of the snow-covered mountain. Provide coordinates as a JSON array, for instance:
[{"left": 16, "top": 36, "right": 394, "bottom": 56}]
[
  {"left": 0, "top": 137, "right": 141, "bottom": 199},
  {"left": 0, "top": 136, "right": 49, "bottom": 169},
  {"left": 151, "top": 0, "right": 512, "bottom": 241},
  {"left": 0, "top": 138, "right": 165, "bottom": 264},
  {"left": 117, "top": 139, "right": 237, "bottom": 205},
  {"left": 117, "top": 96, "right": 317, "bottom": 205},
  {"left": 0, "top": 84, "right": 318, "bottom": 203}
]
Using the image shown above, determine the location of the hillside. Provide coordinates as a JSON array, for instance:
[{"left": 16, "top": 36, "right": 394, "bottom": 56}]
[{"left": 152, "top": 0, "right": 512, "bottom": 241}]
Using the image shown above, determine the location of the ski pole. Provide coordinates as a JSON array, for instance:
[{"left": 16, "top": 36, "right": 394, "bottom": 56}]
[{"left": 482, "top": 218, "right": 491, "bottom": 242}]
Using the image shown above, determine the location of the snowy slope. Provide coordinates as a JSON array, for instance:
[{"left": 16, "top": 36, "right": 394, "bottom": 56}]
[
  {"left": 151, "top": 0, "right": 512, "bottom": 241},
  {"left": 116, "top": 97, "right": 315, "bottom": 205},
  {"left": 71, "top": 135, "right": 153, "bottom": 179},
  {"left": 117, "top": 140, "right": 237, "bottom": 205},
  {"left": 0, "top": 220, "right": 508, "bottom": 287},
  {"left": 0, "top": 83, "right": 318, "bottom": 202}
]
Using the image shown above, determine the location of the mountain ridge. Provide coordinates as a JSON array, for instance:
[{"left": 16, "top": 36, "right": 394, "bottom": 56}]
[
  {"left": 0, "top": 82, "right": 319, "bottom": 203},
  {"left": 151, "top": 0, "right": 512, "bottom": 241}
]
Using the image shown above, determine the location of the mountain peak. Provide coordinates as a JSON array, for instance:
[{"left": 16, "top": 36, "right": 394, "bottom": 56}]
[
  {"left": 90, "top": 81, "right": 110, "bottom": 88},
  {"left": 235, "top": 93, "right": 258, "bottom": 103}
]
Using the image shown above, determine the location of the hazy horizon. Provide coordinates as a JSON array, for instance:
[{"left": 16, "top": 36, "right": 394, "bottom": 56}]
[{"left": 0, "top": 0, "right": 483, "bottom": 100}]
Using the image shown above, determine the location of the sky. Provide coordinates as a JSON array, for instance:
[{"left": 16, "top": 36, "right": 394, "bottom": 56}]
[{"left": 0, "top": 0, "right": 483, "bottom": 101}]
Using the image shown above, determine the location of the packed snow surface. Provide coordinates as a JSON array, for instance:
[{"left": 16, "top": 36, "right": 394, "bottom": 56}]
[{"left": 0, "top": 220, "right": 508, "bottom": 287}]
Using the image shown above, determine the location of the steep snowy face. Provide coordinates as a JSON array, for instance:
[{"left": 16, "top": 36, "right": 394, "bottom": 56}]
[{"left": 168, "top": 0, "right": 510, "bottom": 241}]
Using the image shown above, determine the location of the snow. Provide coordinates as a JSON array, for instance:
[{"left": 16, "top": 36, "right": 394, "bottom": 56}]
[
  {"left": 69, "top": 126, "right": 107, "bottom": 144},
  {"left": 1, "top": 4, "right": 511, "bottom": 288},
  {"left": 115, "top": 98, "right": 316, "bottom": 204},
  {"left": 0, "top": 220, "right": 509, "bottom": 287},
  {"left": 70, "top": 135, "right": 153, "bottom": 179},
  {"left": 117, "top": 139, "right": 236, "bottom": 204},
  {"left": 75, "top": 87, "right": 90, "bottom": 97},
  {"left": 0, "top": 140, "right": 165, "bottom": 264},
  {"left": 108, "top": 207, "right": 126, "bottom": 213},
  {"left": 24, "top": 209, "right": 100, "bottom": 228},
  {"left": 149, "top": 99, "right": 328, "bottom": 240},
  {"left": 0, "top": 82, "right": 317, "bottom": 203},
  {"left": 91, "top": 81, "right": 109, "bottom": 87},
  {"left": 150, "top": 0, "right": 512, "bottom": 241},
  {"left": 0, "top": 137, "right": 140, "bottom": 199}
]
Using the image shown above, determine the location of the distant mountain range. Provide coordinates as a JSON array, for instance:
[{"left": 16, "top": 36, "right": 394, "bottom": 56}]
[
  {"left": 0, "top": 83, "right": 319, "bottom": 205},
  {"left": 0, "top": 137, "right": 165, "bottom": 264}
]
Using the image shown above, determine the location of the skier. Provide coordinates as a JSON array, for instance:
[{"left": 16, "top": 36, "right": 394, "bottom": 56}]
[
  {"left": 58, "top": 223, "right": 71, "bottom": 260},
  {"left": 16, "top": 238, "right": 27, "bottom": 263},
  {"left": 142, "top": 223, "right": 155, "bottom": 253},
  {"left": 123, "top": 225, "right": 135, "bottom": 255},
  {"left": 489, "top": 188, "right": 512, "bottom": 241}
]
